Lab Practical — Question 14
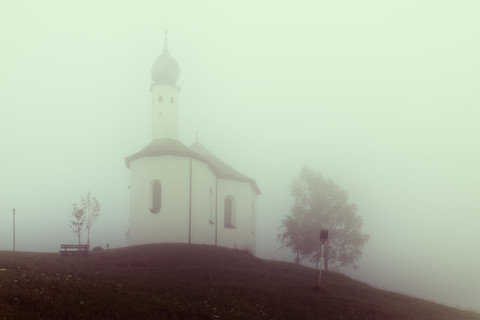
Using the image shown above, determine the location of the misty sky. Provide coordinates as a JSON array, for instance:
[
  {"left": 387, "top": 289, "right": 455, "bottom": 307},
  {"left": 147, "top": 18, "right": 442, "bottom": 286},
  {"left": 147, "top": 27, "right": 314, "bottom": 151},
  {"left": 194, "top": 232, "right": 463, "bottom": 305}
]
[{"left": 1, "top": 0, "right": 479, "bottom": 312}]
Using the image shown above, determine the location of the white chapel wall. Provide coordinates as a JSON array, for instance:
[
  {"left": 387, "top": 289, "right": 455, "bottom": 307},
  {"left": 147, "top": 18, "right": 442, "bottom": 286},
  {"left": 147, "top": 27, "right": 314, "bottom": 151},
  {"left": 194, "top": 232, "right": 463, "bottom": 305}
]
[
  {"left": 217, "top": 179, "right": 257, "bottom": 254},
  {"left": 190, "top": 159, "right": 217, "bottom": 245},
  {"left": 128, "top": 156, "right": 191, "bottom": 245}
]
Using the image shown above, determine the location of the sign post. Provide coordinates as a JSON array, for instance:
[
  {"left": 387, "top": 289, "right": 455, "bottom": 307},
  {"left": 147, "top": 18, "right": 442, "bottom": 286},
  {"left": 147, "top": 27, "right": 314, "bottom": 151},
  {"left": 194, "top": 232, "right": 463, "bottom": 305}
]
[
  {"left": 12, "top": 208, "right": 16, "bottom": 252},
  {"left": 318, "top": 229, "right": 328, "bottom": 287}
]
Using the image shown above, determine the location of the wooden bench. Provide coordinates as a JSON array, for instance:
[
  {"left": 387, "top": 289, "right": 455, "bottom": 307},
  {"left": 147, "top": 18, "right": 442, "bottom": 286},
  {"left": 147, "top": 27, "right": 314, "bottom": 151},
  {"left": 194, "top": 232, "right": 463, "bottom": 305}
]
[{"left": 59, "top": 244, "right": 90, "bottom": 256}]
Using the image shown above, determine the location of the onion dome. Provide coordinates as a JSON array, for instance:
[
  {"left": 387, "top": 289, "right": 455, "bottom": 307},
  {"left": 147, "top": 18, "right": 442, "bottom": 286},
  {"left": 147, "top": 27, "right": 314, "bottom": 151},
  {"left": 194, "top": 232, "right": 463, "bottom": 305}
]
[{"left": 151, "top": 31, "right": 180, "bottom": 85}]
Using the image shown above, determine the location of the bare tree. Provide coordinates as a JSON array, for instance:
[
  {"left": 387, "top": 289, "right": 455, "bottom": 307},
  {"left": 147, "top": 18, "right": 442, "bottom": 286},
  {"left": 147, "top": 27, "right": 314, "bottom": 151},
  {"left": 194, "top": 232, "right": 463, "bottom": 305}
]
[
  {"left": 69, "top": 204, "right": 85, "bottom": 245},
  {"left": 81, "top": 191, "right": 100, "bottom": 245}
]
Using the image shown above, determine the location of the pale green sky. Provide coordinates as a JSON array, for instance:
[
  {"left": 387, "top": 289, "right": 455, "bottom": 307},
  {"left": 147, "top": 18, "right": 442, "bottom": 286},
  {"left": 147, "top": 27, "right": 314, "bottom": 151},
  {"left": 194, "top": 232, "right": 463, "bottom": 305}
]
[{"left": 1, "top": 0, "right": 479, "bottom": 311}]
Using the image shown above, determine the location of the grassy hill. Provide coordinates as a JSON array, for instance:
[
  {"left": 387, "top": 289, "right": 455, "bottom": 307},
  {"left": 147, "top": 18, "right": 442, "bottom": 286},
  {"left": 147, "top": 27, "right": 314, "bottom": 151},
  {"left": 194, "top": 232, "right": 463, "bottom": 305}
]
[{"left": 0, "top": 244, "right": 478, "bottom": 320}]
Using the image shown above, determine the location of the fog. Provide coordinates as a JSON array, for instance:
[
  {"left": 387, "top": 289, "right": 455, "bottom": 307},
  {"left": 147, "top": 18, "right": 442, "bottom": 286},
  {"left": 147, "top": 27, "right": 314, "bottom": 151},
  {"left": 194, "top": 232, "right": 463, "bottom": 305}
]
[{"left": 1, "top": 0, "right": 479, "bottom": 312}]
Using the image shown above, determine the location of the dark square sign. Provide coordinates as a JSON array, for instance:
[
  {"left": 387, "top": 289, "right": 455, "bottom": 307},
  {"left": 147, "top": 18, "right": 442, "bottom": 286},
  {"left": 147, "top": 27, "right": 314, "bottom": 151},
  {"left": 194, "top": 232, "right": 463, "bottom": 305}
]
[{"left": 320, "top": 229, "right": 329, "bottom": 241}]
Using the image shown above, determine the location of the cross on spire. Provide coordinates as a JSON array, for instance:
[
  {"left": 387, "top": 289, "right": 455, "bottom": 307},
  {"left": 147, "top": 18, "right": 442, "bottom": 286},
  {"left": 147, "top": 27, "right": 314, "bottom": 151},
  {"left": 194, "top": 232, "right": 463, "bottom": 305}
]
[{"left": 163, "top": 29, "right": 169, "bottom": 54}]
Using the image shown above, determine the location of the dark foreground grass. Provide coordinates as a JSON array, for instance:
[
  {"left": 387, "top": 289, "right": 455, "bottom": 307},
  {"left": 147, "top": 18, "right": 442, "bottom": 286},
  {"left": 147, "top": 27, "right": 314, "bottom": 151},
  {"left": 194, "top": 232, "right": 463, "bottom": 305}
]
[{"left": 0, "top": 244, "right": 478, "bottom": 320}]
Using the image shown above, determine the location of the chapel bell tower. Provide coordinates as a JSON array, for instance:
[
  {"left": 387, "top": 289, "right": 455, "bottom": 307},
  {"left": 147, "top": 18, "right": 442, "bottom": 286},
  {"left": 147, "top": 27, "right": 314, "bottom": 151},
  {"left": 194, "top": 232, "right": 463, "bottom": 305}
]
[{"left": 150, "top": 31, "right": 180, "bottom": 140}]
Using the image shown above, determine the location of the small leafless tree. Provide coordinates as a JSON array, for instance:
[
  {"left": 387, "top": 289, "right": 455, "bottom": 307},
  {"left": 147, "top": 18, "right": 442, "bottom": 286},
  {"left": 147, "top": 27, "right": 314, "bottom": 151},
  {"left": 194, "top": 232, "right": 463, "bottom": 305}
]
[
  {"left": 69, "top": 204, "right": 85, "bottom": 245},
  {"left": 81, "top": 191, "right": 100, "bottom": 245}
]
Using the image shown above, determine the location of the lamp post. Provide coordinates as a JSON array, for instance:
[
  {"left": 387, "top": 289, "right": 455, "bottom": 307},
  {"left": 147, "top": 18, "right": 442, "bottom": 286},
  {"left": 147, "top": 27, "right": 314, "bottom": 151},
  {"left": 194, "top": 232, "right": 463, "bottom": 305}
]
[
  {"left": 318, "top": 229, "right": 329, "bottom": 287},
  {"left": 12, "top": 208, "right": 16, "bottom": 252}
]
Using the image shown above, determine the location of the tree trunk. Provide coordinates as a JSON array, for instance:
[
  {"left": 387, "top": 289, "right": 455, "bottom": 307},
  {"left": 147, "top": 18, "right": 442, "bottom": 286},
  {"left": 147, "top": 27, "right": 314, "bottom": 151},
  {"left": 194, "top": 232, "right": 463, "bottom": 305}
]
[{"left": 294, "top": 232, "right": 300, "bottom": 264}]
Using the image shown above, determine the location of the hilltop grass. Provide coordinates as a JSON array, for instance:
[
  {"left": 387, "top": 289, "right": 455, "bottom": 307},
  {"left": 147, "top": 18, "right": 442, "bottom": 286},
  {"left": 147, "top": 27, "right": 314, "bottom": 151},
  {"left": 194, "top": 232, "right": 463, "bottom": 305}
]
[{"left": 0, "top": 244, "right": 478, "bottom": 320}]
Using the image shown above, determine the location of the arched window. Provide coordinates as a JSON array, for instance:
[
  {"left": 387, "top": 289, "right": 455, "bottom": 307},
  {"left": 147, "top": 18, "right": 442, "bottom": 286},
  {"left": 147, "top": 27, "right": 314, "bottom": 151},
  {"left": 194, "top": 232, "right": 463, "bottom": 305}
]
[
  {"left": 150, "top": 180, "right": 161, "bottom": 214},
  {"left": 224, "top": 196, "right": 235, "bottom": 228},
  {"left": 209, "top": 188, "right": 214, "bottom": 224}
]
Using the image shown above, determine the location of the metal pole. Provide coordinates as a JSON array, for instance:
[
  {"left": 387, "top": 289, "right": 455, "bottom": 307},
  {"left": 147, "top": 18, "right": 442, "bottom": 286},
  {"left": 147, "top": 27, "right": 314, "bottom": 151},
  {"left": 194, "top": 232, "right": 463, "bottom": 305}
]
[
  {"left": 318, "top": 229, "right": 329, "bottom": 288},
  {"left": 318, "top": 242, "right": 324, "bottom": 287},
  {"left": 13, "top": 208, "right": 16, "bottom": 252}
]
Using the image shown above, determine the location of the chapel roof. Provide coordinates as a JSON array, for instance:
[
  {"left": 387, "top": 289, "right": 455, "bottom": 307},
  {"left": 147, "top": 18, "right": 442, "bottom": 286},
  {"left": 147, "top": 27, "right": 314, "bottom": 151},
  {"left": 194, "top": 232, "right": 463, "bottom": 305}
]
[
  {"left": 190, "top": 142, "right": 261, "bottom": 194},
  {"left": 125, "top": 138, "right": 261, "bottom": 195}
]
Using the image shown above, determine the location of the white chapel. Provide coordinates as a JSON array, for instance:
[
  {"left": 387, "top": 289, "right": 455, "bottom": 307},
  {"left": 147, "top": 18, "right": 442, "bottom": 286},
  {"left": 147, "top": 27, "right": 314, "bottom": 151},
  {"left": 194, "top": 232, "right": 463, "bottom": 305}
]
[{"left": 125, "top": 34, "right": 261, "bottom": 254}]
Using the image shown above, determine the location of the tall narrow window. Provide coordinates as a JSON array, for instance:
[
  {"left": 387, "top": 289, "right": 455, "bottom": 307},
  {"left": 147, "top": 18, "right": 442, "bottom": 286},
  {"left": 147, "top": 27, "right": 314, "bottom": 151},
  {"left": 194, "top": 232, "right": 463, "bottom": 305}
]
[
  {"left": 224, "top": 196, "right": 235, "bottom": 228},
  {"left": 150, "top": 180, "right": 161, "bottom": 214},
  {"left": 209, "top": 188, "right": 214, "bottom": 224},
  {"left": 158, "top": 96, "right": 163, "bottom": 102}
]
